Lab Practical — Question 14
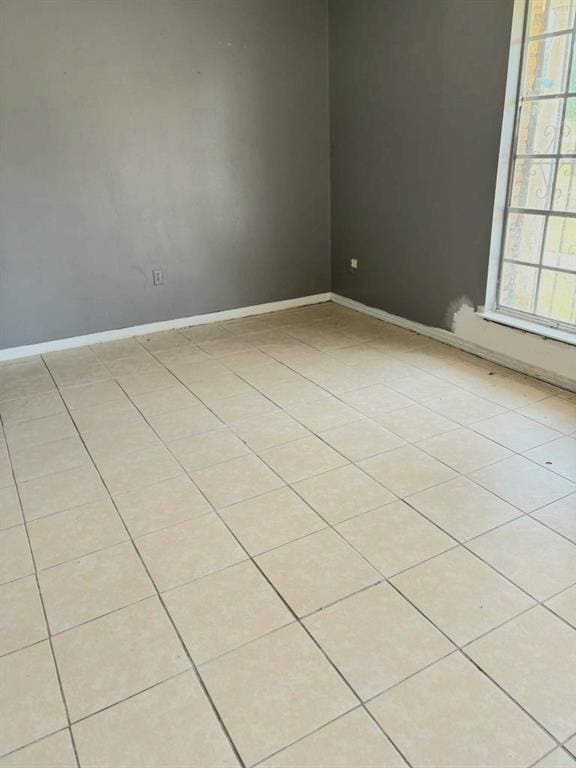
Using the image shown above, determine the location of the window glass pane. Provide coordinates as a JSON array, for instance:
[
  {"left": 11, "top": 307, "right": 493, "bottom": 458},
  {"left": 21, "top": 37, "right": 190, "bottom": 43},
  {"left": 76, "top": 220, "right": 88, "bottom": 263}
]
[
  {"left": 523, "top": 35, "right": 571, "bottom": 96},
  {"left": 528, "top": 0, "right": 576, "bottom": 35},
  {"left": 543, "top": 215, "right": 576, "bottom": 269},
  {"left": 499, "top": 262, "right": 539, "bottom": 312},
  {"left": 553, "top": 159, "right": 576, "bottom": 211},
  {"left": 536, "top": 269, "right": 576, "bottom": 323},
  {"left": 570, "top": 41, "right": 576, "bottom": 91},
  {"left": 503, "top": 212, "right": 546, "bottom": 263},
  {"left": 561, "top": 97, "right": 576, "bottom": 154},
  {"left": 518, "top": 98, "right": 563, "bottom": 154},
  {"left": 510, "top": 158, "right": 555, "bottom": 208}
]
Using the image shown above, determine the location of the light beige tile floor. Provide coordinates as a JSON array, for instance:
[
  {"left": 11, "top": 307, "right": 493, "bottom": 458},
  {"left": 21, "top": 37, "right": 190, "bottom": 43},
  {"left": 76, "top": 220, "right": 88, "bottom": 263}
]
[{"left": 0, "top": 301, "right": 575, "bottom": 767}]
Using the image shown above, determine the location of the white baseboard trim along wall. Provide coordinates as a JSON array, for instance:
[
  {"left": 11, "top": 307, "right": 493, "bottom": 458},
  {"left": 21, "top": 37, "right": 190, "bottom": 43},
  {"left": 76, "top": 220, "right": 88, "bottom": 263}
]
[
  {"left": 2, "top": 290, "right": 574, "bottom": 393},
  {"left": 0, "top": 293, "right": 331, "bottom": 362},
  {"left": 331, "top": 293, "right": 576, "bottom": 393}
]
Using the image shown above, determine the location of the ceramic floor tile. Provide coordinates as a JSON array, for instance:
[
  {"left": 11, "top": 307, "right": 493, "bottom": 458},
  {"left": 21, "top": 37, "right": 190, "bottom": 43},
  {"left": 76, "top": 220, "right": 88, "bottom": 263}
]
[
  {"left": 91, "top": 338, "right": 147, "bottom": 361},
  {"left": 53, "top": 597, "right": 189, "bottom": 721},
  {"left": 209, "top": 391, "right": 280, "bottom": 425},
  {"left": 83, "top": 420, "right": 160, "bottom": 460},
  {"left": 187, "top": 373, "right": 253, "bottom": 403},
  {"left": 292, "top": 464, "right": 396, "bottom": 524},
  {"left": 136, "top": 514, "right": 246, "bottom": 591},
  {"left": 180, "top": 324, "right": 231, "bottom": 343},
  {"left": 359, "top": 445, "right": 457, "bottom": 498},
  {"left": 468, "top": 516, "right": 576, "bottom": 601},
  {"left": 518, "top": 397, "right": 576, "bottom": 434},
  {"left": 113, "top": 475, "right": 211, "bottom": 537},
  {"left": 256, "top": 528, "right": 380, "bottom": 616},
  {"left": 258, "top": 379, "right": 330, "bottom": 409},
  {"left": 191, "top": 454, "right": 284, "bottom": 508},
  {"left": 70, "top": 400, "right": 142, "bottom": 435},
  {"left": 472, "top": 411, "right": 563, "bottom": 452},
  {"left": 0, "top": 641, "right": 67, "bottom": 756},
  {"left": 259, "top": 708, "right": 407, "bottom": 768},
  {"left": 230, "top": 411, "right": 310, "bottom": 451},
  {"left": 545, "top": 585, "right": 576, "bottom": 628},
  {"left": 197, "top": 338, "right": 255, "bottom": 357},
  {"left": 259, "top": 435, "right": 348, "bottom": 483},
  {"left": 138, "top": 329, "right": 190, "bottom": 352},
  {"left": 39, "top": 541, "right": 154, "bottom": 634},
  {"left": 524, "top": 436, "right": 576, "bottom": 483},
  {"left": 18, "top": 464, "right": 108, "bottom": 521},
  {"left": 0, "top": 452, "right": 12, "bottom": 491},
  {"left": 10, "top": 436, "right": 90, "bottom": 483},
  {"left": 304, "top": 584, "right": 454, "bottom": 700},
  {"left": 0, "top": 730, "right": 76, "bottom": 768},
  {"left": 416, "top": 427, "right": 511, "bottom": 473},
  {"left": 391, "top": 547, "right": 535, "bottom": 645},
  {"left": 3, "top": 306, "right": 575, "bottom": 765},
  {"left": 0, "top": 391, "right": 65, "bottom": 426},
  {"left": 165, "top": 560, "right": 293, "bottom": 664},
  {"left": 219, "top": 350, "right": 276, "bottom": 372},
  {"left": 337, "top": 501, "right": 455, "bottom": 576},
  {"left": 4, "top": 413, "right": 76, "bottom": 451},
  {"left": 0, "top": 526, "right": 33, "bottom": 584},
  {"left": 116, "top": 368, "right": 179, "bottom": 397},
  {"left": 532, "top": 494, "right": 576, "bottom": 542},
  {"left": 386, "top": 372, "right": 460, "bottom": 403},
  {"left": 319, "top": 419, "right": 405, "bottom": 461},
  {"left": 0, "top": 575, "right": 47, "bottom": 655},
  {"left": 285, "top": 397, "right": 363, "bottom": 432},
  {"left": 105, "top": 356, "right": 161, "bottom": 378},
  {"left": 168, "top": 429, "right": 249, "bottom": 472},
  {"left": 73, "top": 671, "right": 239, "bottom": 768},
  {"left": 60, "top": 379, "right": 128, "bottom": 411},
  {"left": 0, "top": 486, "right": 23, "bottom": 531},
  {"left": 534, "top": 749, "right": 576, "bottom": 768},
  {"left": 49, "top": 361, "right": 111, "bottom": 388},
  {"left": 200, "top": 622, "right": 357, "bottom": 766},
  {"left": 220, "top": 486, "right": 325, "bottom": 555},
  {"left": 144, "top": 403, "right": 223, "bottom": 442},
  {"left": 426, "top": 390, "right": 507, "bottom": 425},
  {"left": 407, "top": 476, "right": 521, "bottom": 541},
  {"left": 467, "top": 607, "right": 576, "bottom": 740},
  {"left": 368, "top": 653, "right": 554, "bottom": 768},
  {"left": 340, "top": 385, "right": 414, "bottom": 419},
  {"left": 95, "top": 445, "right": 183, "bottom": 495},
  {"left": 130, "top": 385, "right": 201, "bottom": 416},
  {"left": 566, "top": 738, "right": 576, "bottom": 759},
  {"left": 27, "top": 498, "right": 127, "bottom": 570},
  {"left": 469, "top": 455, "right": 575, "bottom": 513}
]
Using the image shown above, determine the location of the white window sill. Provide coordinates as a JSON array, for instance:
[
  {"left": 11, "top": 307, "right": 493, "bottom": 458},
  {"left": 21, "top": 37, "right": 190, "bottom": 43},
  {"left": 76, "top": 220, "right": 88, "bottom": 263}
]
[{"left": 482, "top": 310, "right": 576, "bottom": 347}]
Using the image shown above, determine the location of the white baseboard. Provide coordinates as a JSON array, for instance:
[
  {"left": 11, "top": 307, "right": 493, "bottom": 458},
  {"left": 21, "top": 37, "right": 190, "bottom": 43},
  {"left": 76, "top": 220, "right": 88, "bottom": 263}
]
[
  {"left": 0, "top": 293, "right": 331, "bottom": 362},
  {"left": 331, "top": 293, "right": 576, "bottom": 393}
]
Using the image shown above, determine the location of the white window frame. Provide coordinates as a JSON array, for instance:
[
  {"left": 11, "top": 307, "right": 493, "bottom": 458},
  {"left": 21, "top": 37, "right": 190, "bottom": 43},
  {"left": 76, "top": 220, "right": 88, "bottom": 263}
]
[{"left": 485, "top": 0, "right": 576, "bottom": 346}]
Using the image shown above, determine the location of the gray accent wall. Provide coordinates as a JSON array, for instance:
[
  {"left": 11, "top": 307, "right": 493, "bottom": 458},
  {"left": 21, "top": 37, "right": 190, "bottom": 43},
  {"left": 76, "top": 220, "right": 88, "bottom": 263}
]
[
  {"left": 0, "top": 0, "right": 330, "bottom": 348},
  {"left": 330, "top": 0, "right": 514, "bottom": 330}
]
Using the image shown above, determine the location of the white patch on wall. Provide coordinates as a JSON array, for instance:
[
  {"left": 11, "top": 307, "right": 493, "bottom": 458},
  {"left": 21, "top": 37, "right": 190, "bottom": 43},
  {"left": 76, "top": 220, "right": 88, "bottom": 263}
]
[{"left": 452, "top": 302, "right": 575, "bottom": 385}]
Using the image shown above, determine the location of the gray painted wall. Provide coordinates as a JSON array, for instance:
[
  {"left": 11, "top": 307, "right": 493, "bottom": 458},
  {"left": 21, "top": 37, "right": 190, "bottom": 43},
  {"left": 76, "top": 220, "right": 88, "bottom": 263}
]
[
  {"left": 0, "top": 0, "right": 330, "bottom": 348},
  {"left": 330, "top": 0, "right": 514, "bottom": 330}
]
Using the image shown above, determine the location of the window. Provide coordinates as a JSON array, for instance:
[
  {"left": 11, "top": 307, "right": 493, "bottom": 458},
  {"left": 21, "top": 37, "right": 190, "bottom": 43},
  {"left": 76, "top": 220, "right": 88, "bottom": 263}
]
[{"left": 487, "top": 0, "right": 576, "bottom": 337}]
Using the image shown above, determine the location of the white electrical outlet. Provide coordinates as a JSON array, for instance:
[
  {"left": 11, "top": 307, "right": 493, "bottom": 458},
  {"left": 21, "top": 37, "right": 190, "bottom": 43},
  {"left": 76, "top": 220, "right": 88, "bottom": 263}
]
[
  {"left": 350, "top": 258, "right": 358, "bottom": 271},
  {"left": 152, "top": 269, "right": 164, "bottom": 286}
]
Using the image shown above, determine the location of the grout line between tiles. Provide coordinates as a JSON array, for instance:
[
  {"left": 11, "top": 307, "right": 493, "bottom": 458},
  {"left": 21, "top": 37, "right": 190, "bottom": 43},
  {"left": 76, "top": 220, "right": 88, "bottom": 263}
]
[
  {"left": 3, "top": 304, "right": 574, "bottom": 764},
  {"left": 35, "top": 359, "right": 248, "bottom": 768},
  {"left": 122, "top": 349, "right": 417, "bottom": 768},
  {"left": 0, "top": 404, "right": 81, "bottom": 767}
]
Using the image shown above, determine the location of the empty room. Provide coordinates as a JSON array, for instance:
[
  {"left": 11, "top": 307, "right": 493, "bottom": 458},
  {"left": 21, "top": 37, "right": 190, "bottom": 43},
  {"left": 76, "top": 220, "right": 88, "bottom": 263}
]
[{"left": 1, "top": 0, "right": 575, "bottom": 766}]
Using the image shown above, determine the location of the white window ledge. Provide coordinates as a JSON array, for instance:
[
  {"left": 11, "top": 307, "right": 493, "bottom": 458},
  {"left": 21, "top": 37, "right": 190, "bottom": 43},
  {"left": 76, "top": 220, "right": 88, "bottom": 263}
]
[{"left": 482, "top": 310, "right": 576, "bottom": 347}]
